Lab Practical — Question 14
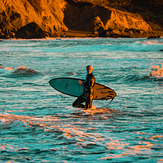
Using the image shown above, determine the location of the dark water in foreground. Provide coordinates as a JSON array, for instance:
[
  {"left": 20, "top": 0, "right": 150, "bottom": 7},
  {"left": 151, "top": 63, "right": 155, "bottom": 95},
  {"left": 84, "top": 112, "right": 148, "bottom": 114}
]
[{"left": 0, "top": 38, "right": 163, "bottom": 162}]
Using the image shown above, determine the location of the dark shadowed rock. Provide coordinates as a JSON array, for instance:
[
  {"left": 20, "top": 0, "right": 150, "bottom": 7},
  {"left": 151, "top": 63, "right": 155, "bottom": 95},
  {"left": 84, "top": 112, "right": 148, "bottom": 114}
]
[
  {"left": 97, "top": 26, "right": 107, "bottom": 37},
  {"left": 15, "top": 22, "right": 48, "bottom": 39},
  {"left": 147, "top": 35, "right": 161, "bottom": 39},
  {"left": 94, "top": 16, "right": 107, "bottom": 37},
  {"left": 0, "top": 29, "right": 6, "bottom": 39},
  {"left": 64, "top": 0, "right": 111, "bottom": 32}
]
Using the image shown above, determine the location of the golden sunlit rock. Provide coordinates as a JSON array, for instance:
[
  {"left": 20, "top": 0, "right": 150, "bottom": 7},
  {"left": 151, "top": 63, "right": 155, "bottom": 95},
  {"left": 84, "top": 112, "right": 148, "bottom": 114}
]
[{"left": 0, "top": 0, "right": 162, "bottom": 38}]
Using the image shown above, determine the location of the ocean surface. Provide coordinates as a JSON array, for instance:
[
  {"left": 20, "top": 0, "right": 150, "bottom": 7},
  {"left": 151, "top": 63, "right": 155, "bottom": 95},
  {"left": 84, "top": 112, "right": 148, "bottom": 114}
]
[{"left": 0, "top": 38, "right": 163, "bottom": 163}]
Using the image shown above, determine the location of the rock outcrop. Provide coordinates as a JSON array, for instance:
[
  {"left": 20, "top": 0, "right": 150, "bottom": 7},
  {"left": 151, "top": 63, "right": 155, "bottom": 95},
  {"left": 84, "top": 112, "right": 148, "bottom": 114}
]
[
  {"left": 104, "top": 9, "right": 151, "bottom": 31},
  {"left": 15, "top": 22, "right": 47, "bottom": 39},
  {"left": 94, "top": 16, "right": 106, "bottom": 36},
  {"left": 77, "top": 0, "right": 163, "bottom": 30},
  {"left": 0, "top": 0, "right": 68, "bottom": 38},
  {"left": 64, "top": 0, "right": 152, "bottom": 37},
  {"left": 0, "top": 0, "right": 162, "bottom": 38}
]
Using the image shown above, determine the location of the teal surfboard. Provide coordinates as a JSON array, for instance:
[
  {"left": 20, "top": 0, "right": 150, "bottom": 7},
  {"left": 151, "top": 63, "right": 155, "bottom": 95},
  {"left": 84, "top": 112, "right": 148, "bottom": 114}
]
[{"left": 49, "top": 77, "right": 116, "bottom": 100}]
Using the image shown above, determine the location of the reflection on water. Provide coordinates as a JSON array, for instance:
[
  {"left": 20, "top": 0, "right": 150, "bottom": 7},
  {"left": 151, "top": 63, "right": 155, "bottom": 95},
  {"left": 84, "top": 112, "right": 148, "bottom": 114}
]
[{"left": 0, "top": 106, "right": 162, "bottom": 162}]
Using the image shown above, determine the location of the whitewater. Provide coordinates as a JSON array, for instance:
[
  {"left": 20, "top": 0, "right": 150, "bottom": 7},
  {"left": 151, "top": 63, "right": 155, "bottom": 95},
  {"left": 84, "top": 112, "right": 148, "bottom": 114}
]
[{"left": 0, "top": 38, "right": 163, "bottom": 162}]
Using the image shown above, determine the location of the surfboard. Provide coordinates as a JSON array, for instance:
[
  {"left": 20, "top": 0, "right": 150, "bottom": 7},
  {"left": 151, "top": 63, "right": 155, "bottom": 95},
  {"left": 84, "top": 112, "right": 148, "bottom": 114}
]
[{"left": 49, "top": 77, "right": 116, "bottom": 100}]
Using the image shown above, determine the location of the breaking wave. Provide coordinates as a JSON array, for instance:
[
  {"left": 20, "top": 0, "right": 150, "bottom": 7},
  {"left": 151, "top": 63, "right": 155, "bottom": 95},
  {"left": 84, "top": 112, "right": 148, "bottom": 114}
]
[
  {"left": 149, "top": 63, "right": 163, "bottom": 78},
  {"left": 0, "top": 109, "right": 162, "bottom": 162},
  {"left": 107, "top": 40, "right": 163, "bottom": 51},
  {"left": 0, "top": 65, "right": 38, "bottom": 76}
]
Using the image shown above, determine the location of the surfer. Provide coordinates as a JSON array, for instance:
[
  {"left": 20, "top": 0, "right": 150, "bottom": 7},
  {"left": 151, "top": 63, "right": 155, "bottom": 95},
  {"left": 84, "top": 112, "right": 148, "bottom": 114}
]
[{"left": 72, "top": 65, "right": 95, "bottom": 109}]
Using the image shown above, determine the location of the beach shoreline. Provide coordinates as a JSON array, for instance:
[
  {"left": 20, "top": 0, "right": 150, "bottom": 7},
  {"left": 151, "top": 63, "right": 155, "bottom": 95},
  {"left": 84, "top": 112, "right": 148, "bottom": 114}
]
[
  {"left": 60, "top": 30, "right": 163, "bottom": 38},
  {"left": 1, "top": 30, "right": 163, "bottom": 40}
]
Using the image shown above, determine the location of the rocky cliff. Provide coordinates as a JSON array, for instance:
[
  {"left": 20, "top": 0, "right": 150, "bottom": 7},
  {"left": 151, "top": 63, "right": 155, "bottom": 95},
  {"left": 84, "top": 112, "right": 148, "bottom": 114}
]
[
  {"left": 64, "top": 0, "right": 152, "bottom": 37},
  {"left": 0, "top": 0, "right": 162, "bottom": 38},
  {"left": 77, "top": 0, "right": 163, "bottom": 30},
  {"left": 0, "top": 0, "right": 68, "bottom": 38}
]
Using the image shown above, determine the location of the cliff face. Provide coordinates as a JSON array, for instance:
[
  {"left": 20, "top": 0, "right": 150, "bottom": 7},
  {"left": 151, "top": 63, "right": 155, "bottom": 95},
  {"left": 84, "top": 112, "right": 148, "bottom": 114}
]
[
  {"left": 77, "top": 0, "right": 163, "bottom": 30},
  {"left": 104, "top": 9, "right": 151, "bottom": 31},
  {"left": 0, "top": 0, "right": 162, "bottom": 38},
  {"left": 64, "top": 1, "right": 151, "bottom": 32},
  {"left": 0, "top": 0, "right": 68, "bottom": 38},
  {"left": 63, "top": 1, "right": 111, "bottom": 32}
]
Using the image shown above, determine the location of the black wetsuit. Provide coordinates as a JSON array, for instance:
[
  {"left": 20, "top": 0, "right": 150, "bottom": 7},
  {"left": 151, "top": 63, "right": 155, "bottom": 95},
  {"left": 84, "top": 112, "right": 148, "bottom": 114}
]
[{"left": 72, "top": 73, "right": 95, "bottom": 109}]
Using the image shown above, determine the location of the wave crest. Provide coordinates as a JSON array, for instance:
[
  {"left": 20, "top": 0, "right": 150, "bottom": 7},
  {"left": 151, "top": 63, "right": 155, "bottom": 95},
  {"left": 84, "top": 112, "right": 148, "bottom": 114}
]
[
  {"left": 0, "top": 65, "right": 38, "bottom": 76},
  {"left": 149, "top": 63, "right": 163, "bottom": 78},
  {"left": 12, "top": 66, "right": 37, "bottom": 76},
  {"left": 106, "top": 40, "right": 163, "bottom": 52}
]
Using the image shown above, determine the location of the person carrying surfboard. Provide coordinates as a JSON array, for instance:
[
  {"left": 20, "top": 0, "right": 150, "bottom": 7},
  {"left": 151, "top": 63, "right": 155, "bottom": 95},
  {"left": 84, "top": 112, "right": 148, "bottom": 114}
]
[{"left": 72, "top": 65, "right": 95, "bottom": 109}]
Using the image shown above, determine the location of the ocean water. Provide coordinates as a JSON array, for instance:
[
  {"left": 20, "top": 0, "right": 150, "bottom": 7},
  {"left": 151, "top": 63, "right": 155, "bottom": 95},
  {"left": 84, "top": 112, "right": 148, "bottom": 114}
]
[{"left": 0, "top": 38, "right": 163, "bottom": 162}]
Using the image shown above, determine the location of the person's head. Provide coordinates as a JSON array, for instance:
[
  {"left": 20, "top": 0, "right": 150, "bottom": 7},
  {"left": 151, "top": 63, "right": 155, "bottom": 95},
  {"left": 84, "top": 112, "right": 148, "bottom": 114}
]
[{"left": 86, "top": 65, "right": 93, "bottom": 74}]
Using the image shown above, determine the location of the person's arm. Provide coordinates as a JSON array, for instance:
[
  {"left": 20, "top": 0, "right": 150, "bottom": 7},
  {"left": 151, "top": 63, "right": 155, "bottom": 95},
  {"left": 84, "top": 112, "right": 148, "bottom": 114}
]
[
  {"left": 79, "top": 76, "right": 95, "bottom": 89},
  {"left": 78, "top": 80, "right": 83, "bottom": 85}
]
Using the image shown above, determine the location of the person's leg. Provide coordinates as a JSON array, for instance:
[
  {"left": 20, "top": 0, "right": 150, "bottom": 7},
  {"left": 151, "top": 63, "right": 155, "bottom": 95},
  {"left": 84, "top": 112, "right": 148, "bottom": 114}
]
[
  {"left": 72, "top": 94, "right": 85, "bottom": 108},
  {"left": 85, "top": 92, "right": 93, "bottom": 109}
]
